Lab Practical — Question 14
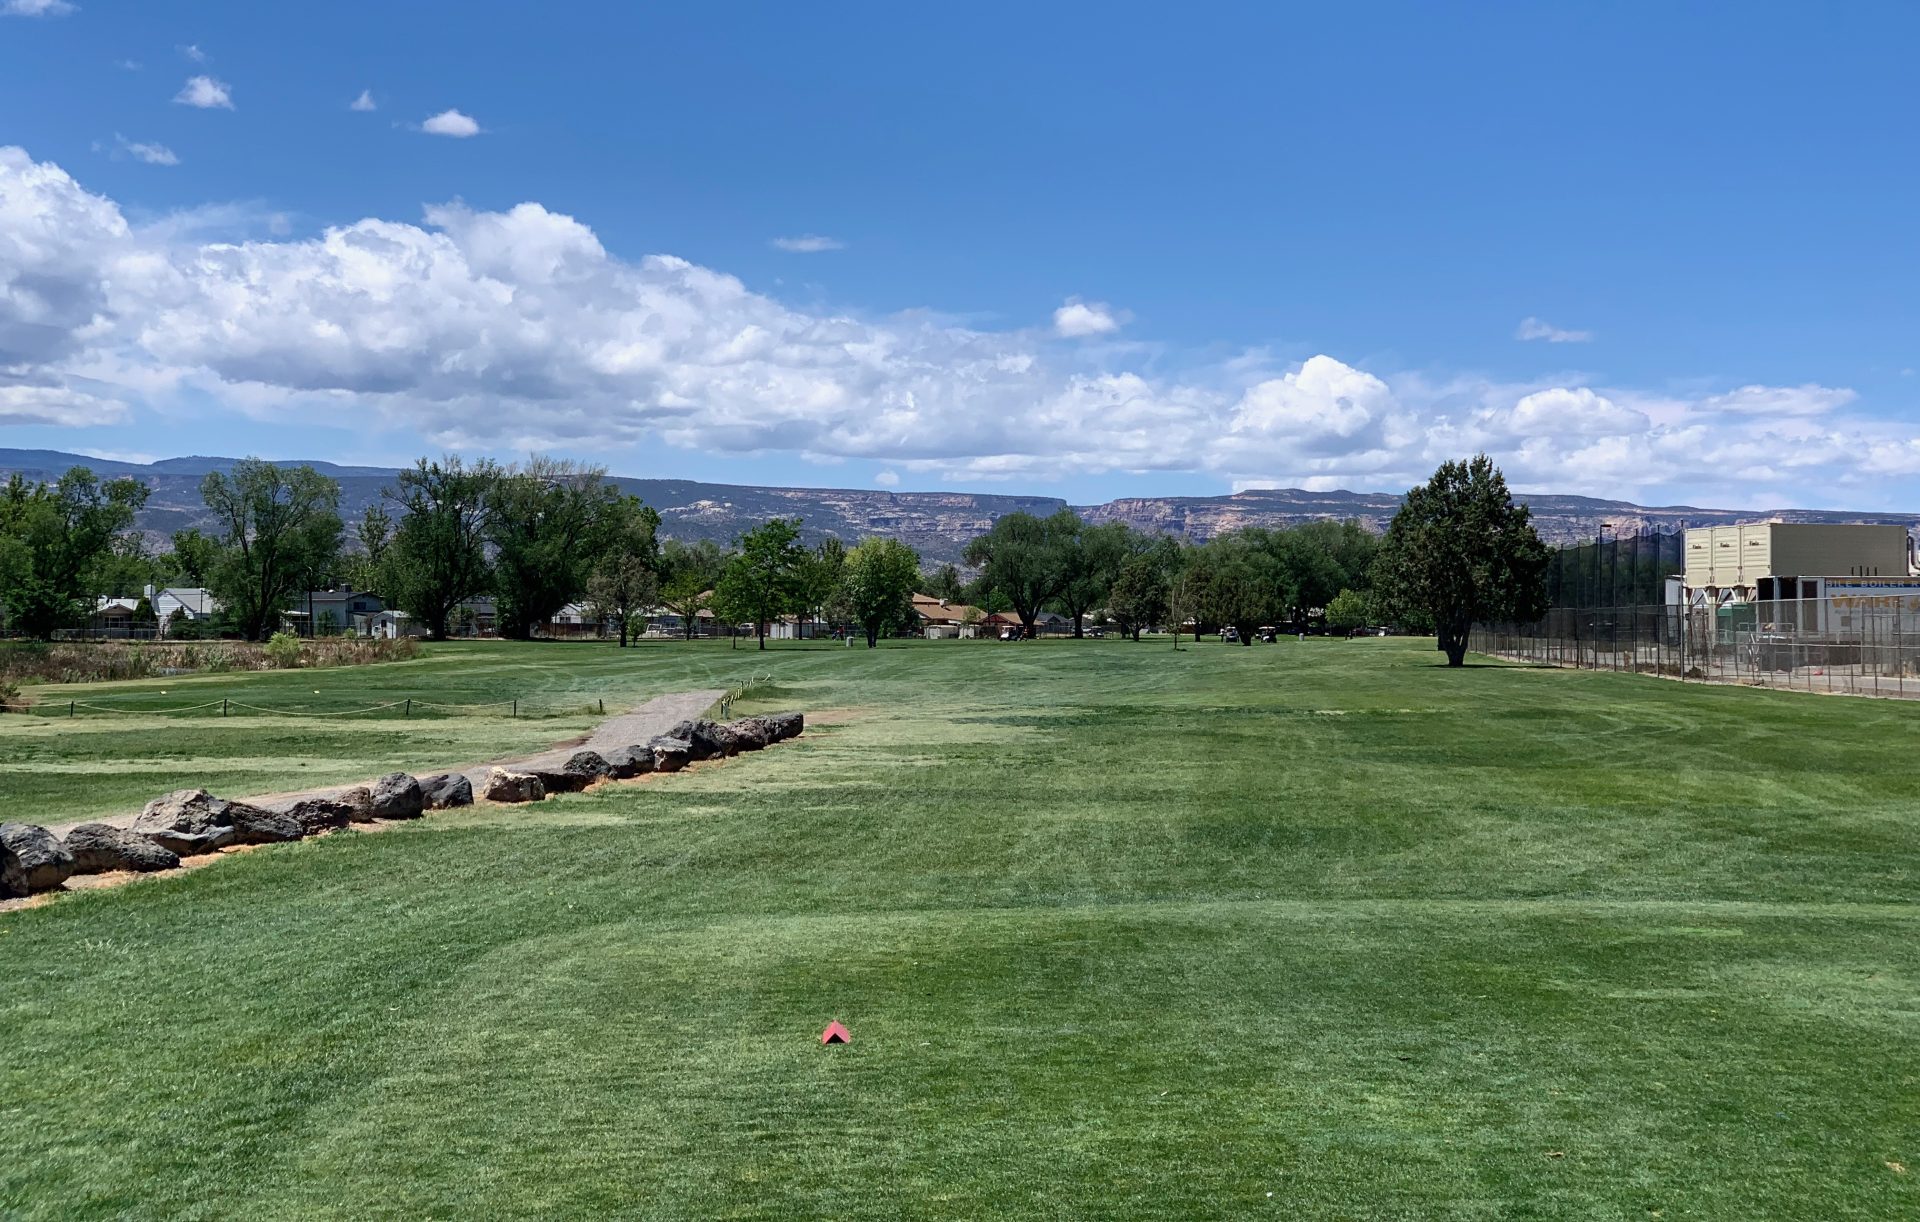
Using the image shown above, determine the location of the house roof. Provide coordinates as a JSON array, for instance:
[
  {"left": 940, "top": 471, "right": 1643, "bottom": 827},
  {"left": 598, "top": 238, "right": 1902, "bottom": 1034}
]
[{"left": 911, "top": 593, "right": 982, "bottom": 623}]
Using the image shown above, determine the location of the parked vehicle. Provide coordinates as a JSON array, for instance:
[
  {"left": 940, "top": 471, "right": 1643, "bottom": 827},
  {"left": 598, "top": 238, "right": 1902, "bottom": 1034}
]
[{"left": 1221, "top": 626, "right": 1240, "bottom": 644}]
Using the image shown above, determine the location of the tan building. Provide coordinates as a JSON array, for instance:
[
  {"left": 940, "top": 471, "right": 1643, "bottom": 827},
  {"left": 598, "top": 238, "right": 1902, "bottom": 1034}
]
[{"left": 1684, "top": 523, "right": 1912, "bottom": 602}]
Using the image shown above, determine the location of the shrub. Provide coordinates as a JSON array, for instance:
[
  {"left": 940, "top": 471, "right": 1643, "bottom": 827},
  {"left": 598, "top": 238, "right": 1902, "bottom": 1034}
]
[{"left": 264, "top": 632, "right": 303, "bottom": 669}]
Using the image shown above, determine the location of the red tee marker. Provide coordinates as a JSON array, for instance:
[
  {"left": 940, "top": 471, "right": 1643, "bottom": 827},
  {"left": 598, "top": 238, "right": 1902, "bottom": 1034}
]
[{"left": 820, "top": 1021, "right": 851, "bottom": 1045}]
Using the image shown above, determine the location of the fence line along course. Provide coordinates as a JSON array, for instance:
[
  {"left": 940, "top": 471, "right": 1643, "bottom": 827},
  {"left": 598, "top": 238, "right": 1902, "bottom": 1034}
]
[{"left": 1475, "top": 592, "right": 1920, "bottom": 700}]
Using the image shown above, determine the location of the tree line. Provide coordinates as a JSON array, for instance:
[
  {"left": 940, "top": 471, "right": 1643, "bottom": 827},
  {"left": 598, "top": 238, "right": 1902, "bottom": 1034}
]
[{"left": 0, "top": 452, "right": 1548, "bottom": 665}]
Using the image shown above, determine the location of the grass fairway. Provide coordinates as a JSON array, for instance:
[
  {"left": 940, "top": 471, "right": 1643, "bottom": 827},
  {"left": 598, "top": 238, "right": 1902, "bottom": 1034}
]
[{"left": 2, "top": 638, "right": 1916, "bottom": 1218}]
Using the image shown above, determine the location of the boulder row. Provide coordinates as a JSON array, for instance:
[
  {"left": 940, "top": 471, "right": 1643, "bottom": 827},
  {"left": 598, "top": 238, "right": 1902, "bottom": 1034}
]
[
  {"left": 647, "top": 735, "right": 692, "bottom": 773},
  {"left": 131, "top": 789, "right": 304, "bottom": 855}
]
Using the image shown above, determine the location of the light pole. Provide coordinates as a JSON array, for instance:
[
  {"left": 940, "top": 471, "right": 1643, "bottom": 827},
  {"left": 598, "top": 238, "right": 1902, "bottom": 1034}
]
[{"left": 1599, "top": 523, "right": 1615, "bottom": 608}]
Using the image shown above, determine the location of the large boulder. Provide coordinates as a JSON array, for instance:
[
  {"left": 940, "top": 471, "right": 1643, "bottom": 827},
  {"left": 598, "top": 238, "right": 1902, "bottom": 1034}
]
[
  {"left": 417, "top": 772, "right": 473, "bottom": 810},
  {"left": 725, "top": 717, "right": 773, "bottom": 751},
  {"left": 367, "top": 772, "right": 424, "bottom": 820},
  {"left": 63, "top": 822, "right": 180, "bottom": 875},
  {"left": 274, "top": 794, "right": 358, "bottom": 836},
  {"left": 764, "top": 711, "right": 804, "bottom": 740},
  {"left": 529, "top": 751, "right": 611, "bottom": 794},
  {"left": 601, "top": 745, "right": 655, "bottom": 780},
  {"left": 1, "top": 822, "right": 73, "bottom": 896},
  {"left": 648, "top": 735, "right": 692, "bottom": 773},
  {"left": 481, "top": 768, "right": 545, "bottom": 803},
  {"left": 132, "top": 789, "right": 303, "bottom": 855},
  {"left": 672, "top": 719, "right": 739, "bottom": 760}
]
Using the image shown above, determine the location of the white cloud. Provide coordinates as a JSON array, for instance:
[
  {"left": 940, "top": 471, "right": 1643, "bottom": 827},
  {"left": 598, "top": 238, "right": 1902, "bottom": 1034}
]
[
  {"left": 0, "top": 144, "right": 1907, "bottom": 506},
  {"left": 0, "top": 382, "right": 127, "bottom": 426},
  {"left": 114, "top": 135, "right": 180, "bottom": 166},
  {"left": 116, "top": 59, "right": 141, "bottom": 71},
  {"left": 420, "top": 109, "right": 480, "bottom": 138},
  {"left": 770, "top": 234, "right": 844, "bottom": 253},
  {"left": 1053, "top": 298, "right": 1123, "bottom": 338},
  {"left": 179, "top": 43, "right": 208, "bottom": 63},
  {"left": 1508, "top": 387, "right": 1647, "bottom": 436},
  {"left": 174, "top": 75, "right": 233, "bottom": 110},
  {"left": 2, "top": 0, "right": 76, "bottom": 16},
  {"left": 1697, "top": 383, "right": 1855, "bottom": 416},
  {"left": 350, "top": 89, "right": 376, "bottom": 112},
  {"left": 1516, "top": 316, "right": 1592, "bottom": 343},
  {"left": 874, "top": 469, "right": 900, "bottom": 487}
]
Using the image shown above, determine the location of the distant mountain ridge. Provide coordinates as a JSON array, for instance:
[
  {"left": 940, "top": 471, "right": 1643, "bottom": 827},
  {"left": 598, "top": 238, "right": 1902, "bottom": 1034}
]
[{"left": 3, "top": 448, "right": 1914, "bottom": 562}]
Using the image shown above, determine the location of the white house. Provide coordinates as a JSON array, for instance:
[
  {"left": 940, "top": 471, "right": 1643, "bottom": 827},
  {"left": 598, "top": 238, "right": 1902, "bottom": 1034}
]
[{"left": 152, "top": 587, "right": 218, "bottom": 635}]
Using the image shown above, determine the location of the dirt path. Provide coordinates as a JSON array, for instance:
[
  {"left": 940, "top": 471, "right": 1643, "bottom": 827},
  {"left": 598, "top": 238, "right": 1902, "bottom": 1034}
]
[{"left": 42, "top": 687, "right": 727, "bottom": 836}]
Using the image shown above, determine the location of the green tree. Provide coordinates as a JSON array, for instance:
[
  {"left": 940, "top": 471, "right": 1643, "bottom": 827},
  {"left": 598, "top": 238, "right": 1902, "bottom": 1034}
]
[
  {"left": 713, "top": 518, "right": 806, "bottom": 650},
  {"left": 798, "top": 536, "right": 847, "bottom": 637},
  {"left": 839, "top": 537, "right": 921, "bottom": 647},
  {"left": 1056, "top": 520, "right": 1134, "bottom": 638},
  {"left": 659, "top": 538, "right": 726, "bottom": 639},
  {"left": 487, "top": 457, "right": 623, "bottom": 640},
  {"left": 927, "top": 561, "right": 966, "bottom": 603},
  {"left": 0, "top": 468, "right": 150, "bottom": 638},
  {"left": 1372, "top": 454, "right": 1550, "bottom": 667},
  {"left": 585, "top": 495, "right": 663, "bottom": 647},
  {"left": 1108, "top": 542, "right": 1178, "bottom": 641},
  {"left": 163, "top": 528, "right": 220, "bottom": 586},
  {"left": 962, "top": 508, "right": 1078, "bottom": 635},
  {"left": 1324, "top": 587, "right": 1372, "bottom": 635},
  {"left": 1184, "top": 532, "right": 1287, "bottom": 645},
  {"left": 200, "top": 460, "right": 344, "bottom": 641},
  {"left": 380, "top": 456, "right": 500, "bottom": 641}
]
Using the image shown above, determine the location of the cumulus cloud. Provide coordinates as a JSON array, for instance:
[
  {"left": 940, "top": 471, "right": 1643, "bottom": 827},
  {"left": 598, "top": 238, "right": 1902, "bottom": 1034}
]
[
  {"left": 350, "top": 89, "right": 377, "bottom": 112},
  {"left": 179, "top": 43, "right": 208, "bottom": 63},
  {"left": 420, "top": 109, "right": 480, "bottom": 137},
  {"left": 2, "top": 0, "right": 76, "bottom": 16},
  {"left": 771, "top": 234, "right": 843, "bottom": 253},
  {"left": 1516, "top": 316, "right": 1592, "bottom": 343},
  {"left": 114, "top": 135, "right": 180, "bottom": 166},
  {"left": 1053, "top": 298, "right": 1123, "bottom": 338},
  {"left": 0, "top": 143, "right": 1906, "bottom": 508},
  {"left": 874, "top": 469, "right": 900, "bottom": 487},
  {"left": 174, "top": 75, "right": 233, "bottom": 110}
]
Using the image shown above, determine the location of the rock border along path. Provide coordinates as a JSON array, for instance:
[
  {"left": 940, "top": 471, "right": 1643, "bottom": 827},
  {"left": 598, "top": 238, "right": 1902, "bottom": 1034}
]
[{"left": 42, "top": 687, "right": 729, "bottom": 838}]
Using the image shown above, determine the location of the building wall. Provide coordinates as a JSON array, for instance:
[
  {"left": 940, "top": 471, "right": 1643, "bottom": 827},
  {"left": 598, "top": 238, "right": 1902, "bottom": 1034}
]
[{"left": 1685, "top": 523, "right": 1910, "bottom": 589}]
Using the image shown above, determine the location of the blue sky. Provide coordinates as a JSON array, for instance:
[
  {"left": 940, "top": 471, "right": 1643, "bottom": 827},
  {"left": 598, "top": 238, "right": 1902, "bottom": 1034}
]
[{"left": 2, "top": 1, "right": 1917, "bottom": 508}]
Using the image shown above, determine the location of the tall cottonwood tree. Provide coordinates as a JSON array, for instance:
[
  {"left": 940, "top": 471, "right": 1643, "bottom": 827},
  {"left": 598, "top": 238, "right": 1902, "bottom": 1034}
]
[
  {"left": 381, "top": 456, "right": 500, "bottom": 640},
  {"left": 962, "top": 508, "right": 1079, "bottom": 634},
  {"left": 200, "top": 459, "right": 343, "bottom": 641},
  {"left": 1372, "top": 454, "right": 1549, "bottom": 667},
  {"left": 488, "top": 457, "right": 623, "bottom": 640},
  {"left": 1056, "top": 519, "right": 1134, "bottom": 638}
]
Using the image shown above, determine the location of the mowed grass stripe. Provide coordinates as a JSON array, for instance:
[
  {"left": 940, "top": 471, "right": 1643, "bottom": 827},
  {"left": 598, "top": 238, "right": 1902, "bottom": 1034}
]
[{"left": 0, "top": 637, "right": 1915, "bottom": 1218}]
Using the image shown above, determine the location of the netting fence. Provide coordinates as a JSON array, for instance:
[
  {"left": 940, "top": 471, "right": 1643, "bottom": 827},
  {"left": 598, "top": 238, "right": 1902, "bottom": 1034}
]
[{"left": 1474, "top": 594, "right": 1920, "bottom": 699}]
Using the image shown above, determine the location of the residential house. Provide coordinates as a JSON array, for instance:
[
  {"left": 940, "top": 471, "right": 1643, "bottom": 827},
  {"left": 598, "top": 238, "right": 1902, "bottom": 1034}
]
[
  {"left": 912, "top": 593, "right": 984, "bottom": 639},
  {"left": 285, "top": 588, "right": 385, "bottom": 637}
]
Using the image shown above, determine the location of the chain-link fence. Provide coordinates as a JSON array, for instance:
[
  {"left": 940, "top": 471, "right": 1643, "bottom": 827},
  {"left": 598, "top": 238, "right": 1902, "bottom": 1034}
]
[{"left": 1474, "top": 594, "right": 1920, "bottom": 699}]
